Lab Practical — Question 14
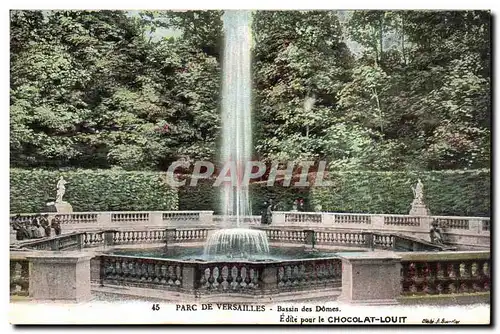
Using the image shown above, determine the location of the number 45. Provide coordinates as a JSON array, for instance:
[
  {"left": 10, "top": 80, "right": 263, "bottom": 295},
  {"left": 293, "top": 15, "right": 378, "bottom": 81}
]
[{"left": 152, "top": 304, "right": 160, "bottom": 311}]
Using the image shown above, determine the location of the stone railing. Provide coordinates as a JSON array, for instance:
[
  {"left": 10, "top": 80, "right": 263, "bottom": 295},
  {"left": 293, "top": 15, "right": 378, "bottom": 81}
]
[
  {"left": 11, "top": 232, "right": 84, "bottom": 251},
  {"left": 196, "top": 261, "right": 266, "bottom": 294},
  {"left": 271, "top": 212, "right": 490, "bottom": 247},
  {"left": 315, "top": 231, "right": 369, "bottom": 247},
  {"left": 99, "top": 255, "right": 184, "bottom": 291},
  {"left": 275, "top": 258, "right": 342, "bottom": 291},
  {"left": 260, "top": 228, "right": 451, "bottom": 252},
  {"left": 335, "top": 214, "right": 371, "bottom": 225},
  {"left": 284, "top": 212, "right": 322, "bottom": 224},
  {"left": 97, "top": 255, "right": 342, "bottom": 296},
  {"left": 83, "top": 231, "right": 105, "bottom": 247},
  {"left": 400, "top": 251, "right": 490, "bottom": 296},
  {"left": 434, "top": 217, "right": 469, "bottom": 230},
  {"left": 14, "top": 227, "right": 211, "bottom": 252},
  {"left": 384, "top": 215, "right": 420, "bottom": 227},
  {"left": 10, "top": 211, "right": 214, "bottom": 232},
  {"left": 10, "top": 234, "right": 490, "bottom": 303},
  {"left": 112, "top": 230, "right": 167, "bottom": 245},
  {"left": 213, "top": 215, "right": 261, "bottom": 226},
  {"left": 174, "top": 229, "right": 209, "bottom": 242},
  {"left": 12, "top": 225, "right": 454, "bottom": 255},
  {"left": 265, "top": 229, "right": 307, "bottom": 243}
]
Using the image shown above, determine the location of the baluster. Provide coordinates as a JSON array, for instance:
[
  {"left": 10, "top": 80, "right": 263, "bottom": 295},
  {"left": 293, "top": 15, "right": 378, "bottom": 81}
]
[
  {"left": 157, "top": 264, "right": 166, "bottom": 284},
  {"left": 211, "top": 266, "right": 219, "bottom": 290},
  {"left": 230, "top": 266, "right": 239, "bottom": 290},
  {"left": 166, "top": 265, "right": 174, "bottom": 286},
  {"left": 292, "top": 265, "right": 299, "bottom": 286},
  {"left": 278, "top": 267, "right": 285, "bottom": 288},
  {"left": 200, "top": 267, "right": 209, "bottom": 289},
  {"left": 175, "top": 265, "right": 182, "bottom": 286},
  {"left": 221, "top": 265, "right": 229, "bottom": 290},
  {"left": 285, "top": 266, "right": 292, "bottom": 287},
  {"left": 240, "top": 266, "right": 248, "bottom": 289},
  {"left": 149, "top": 262, "right": 158, "bottom": 283},
  {"left": 139, "top": 261, "right": 147, "bottom": 281}
]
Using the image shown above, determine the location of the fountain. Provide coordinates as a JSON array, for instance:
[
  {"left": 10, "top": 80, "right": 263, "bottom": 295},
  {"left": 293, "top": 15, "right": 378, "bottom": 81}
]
[
  {"left": 203, "top": 228, "right": 270, "bottom": 259},
  {"left": 203, "top": 10, "right": 270, "bottom": 259}
]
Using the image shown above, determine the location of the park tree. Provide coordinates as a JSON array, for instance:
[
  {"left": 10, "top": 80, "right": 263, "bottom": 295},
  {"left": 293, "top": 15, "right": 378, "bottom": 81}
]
[
  {"left": 252, "top": 10, "right": 355, "bottom": 164},
  {"left": 10, "top": 10, "right": 490, "bottom": 172}
]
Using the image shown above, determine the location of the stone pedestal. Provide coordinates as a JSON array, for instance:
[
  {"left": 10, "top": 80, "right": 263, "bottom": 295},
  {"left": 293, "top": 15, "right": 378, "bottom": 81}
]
[
  {"left": 103, "top": 231, "right": 117, "bottom": 246},
  {"left": 304, "top": 230, "right": 315, "bottom": 248},
  {"left": 409, "top": 202, "right": 430, "bottom": 216},
  {"left": 182, "top": 265, "right": 196, "bottom": 290},
  {"left": 261, "top": 266, "right": 278, "bottom": 292},
  {"left": 27, "top": 253, "right": 92, "bottom": 302},
  {"left": 338, "top": 252, "right": 401, "bottom": 305},
  {"left": 46, "top": 201, "right": 73, "bottom": 213}
]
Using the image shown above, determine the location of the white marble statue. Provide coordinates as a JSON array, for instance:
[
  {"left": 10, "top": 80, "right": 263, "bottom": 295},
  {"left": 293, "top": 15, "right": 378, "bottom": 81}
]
[
  {"left": 411, "top": 178, "right": 424, "bottom": 204},
  {"left": 55, "top": 176, "right": 68, "bottom": 203}
]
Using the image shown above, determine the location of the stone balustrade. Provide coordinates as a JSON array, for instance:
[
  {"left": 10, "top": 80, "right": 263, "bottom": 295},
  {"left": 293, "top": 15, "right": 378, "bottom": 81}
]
[
  {"left": 100, "top": 255, "right": 184, "bottom": 291},
  {"left": 175, "top": 229, "right": 209, "bottom": 242},
  {"left": 97, "top": 255, "right": 343, "bottom": 296},
  {"left": 276, "top": 258, "right": 342, "bottom": 291},
  {"left": 11, "top": 232, "right": 83, "bottom": 251},
  {"left": 315, "top": 231, "right": 368, "bottom": 247},
  {"left": 10, "top": 211, "right": 214, "bottom": 231},
  {"left": 260, "top": 228, "right": 451, "bottom": 252},
  {"left": 271, "top": 212, "right": 490, "bottom": 247},
  {"left": 112, "top": 230, "right": 167, "bottom": 245},
  {"left": 265, "top": 229, "right": 307, "bottom": 243},
  {"left": 10, "top": 234, "right": 491, "bottom": 303},
  {"left": 196, "top": 262, "right": 265, "bottom": 294},
  {"left": 400, "top": 251, "right": 490, "bottom": 296},
  {"left": 284, "top": 212, "right": 322, "bottom": 224},
  {"left": 384, "top": 215, "right": 421, "bottom": 227},
  {"left": 14, "top": 228, "right": 211, "bottom": 251},
  {"left": 213, "top": 215, "right": 261, "bottom": 225},
  {"left": 10, "top": 210, "right": 489, "bottom": 249}
]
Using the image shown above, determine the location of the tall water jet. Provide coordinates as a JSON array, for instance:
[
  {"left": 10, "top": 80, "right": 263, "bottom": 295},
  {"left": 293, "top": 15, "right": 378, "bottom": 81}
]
[
  {"left": 204, "top": 11, "right": 269, "bottom": 260},
  {"left": 220, "top": 10, "right": 253, "bottom": 225}
]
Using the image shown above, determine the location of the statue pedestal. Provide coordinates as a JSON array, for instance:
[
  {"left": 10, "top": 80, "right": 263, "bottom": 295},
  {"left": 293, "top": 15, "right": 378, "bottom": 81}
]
[
  {"left": 338, "top": 252, "right": 401, "bottom": 305},
  {"left": 409, "top": 203, "right": 430, "bottom": 216},
  {"left": 27, "top": 252, "right": 92, "bottom": 302},
  {"left": 47, "top": 201, "right": 73, "bottom": 213}
]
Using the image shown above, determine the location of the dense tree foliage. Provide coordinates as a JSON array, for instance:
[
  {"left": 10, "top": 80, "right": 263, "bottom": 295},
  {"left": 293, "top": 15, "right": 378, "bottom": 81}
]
[{"left": 10, "top": 10, "right": 490, "bottom": 172}]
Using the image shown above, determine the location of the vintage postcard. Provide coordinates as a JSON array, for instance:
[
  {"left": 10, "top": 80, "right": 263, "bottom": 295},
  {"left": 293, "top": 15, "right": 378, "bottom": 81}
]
[{"left": 7, "top": 5, "right": 491, "bottom": 326}]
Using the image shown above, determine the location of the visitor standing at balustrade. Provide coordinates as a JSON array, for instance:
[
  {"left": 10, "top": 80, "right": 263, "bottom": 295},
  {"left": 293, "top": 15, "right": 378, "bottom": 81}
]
[
  {"left": 40, "top": 214, "right": 51, "bottom": 237},
  {"left": 31, "top": 215, "right": 43, "bottom": 238},
  {"left": 266, "top": 199, "right": 274, "bottom": 225},
  {"left": 298, "top": 199, "right": 305, "bottom": 212},
  {"left": 51, "top": 216, "right": 62, "bottom": 236},
  {"left": 12, "top": 215, "right": 25, "bottom": 241},
  {"left": 260, "top": 200, "right": 269, "bottom": 225},
  {"left": 36, "top": 215, "right": 46, "bottom": 238}
]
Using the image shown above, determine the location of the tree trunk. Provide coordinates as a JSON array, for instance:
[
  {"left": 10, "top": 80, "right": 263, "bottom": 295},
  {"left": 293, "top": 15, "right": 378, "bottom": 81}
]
[{"left": 372, "top": 87, "right": 384, "bottom": 134}]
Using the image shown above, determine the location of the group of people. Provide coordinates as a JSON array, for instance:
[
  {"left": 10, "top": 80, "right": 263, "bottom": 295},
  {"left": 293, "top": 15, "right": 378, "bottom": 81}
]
[
  {"left": 260, "top": 198, "right": 308, "bottom": 225},
  {"left": 291, "top": 198, "right": 306, "bottom": 212},
  {"left": 11, "top": 214, "right": 62, "bottom": 241}
]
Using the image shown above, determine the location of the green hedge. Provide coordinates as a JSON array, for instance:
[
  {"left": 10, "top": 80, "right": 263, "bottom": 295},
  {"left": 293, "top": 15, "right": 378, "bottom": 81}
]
[
  {"left": 10, "top": 169, "right": 178, "bottom": 213},
  {"left": 179, "top": 170, "right": 490, "bottom": 217},
  {"left": 178, "top": 181, "right": 310, "bottom": 215},
  {"left": 11, "top": 168, "right": 490, "bottom": 217},
  {"left": 310, "top": 169, "right": 490, "bottom": 217}
]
